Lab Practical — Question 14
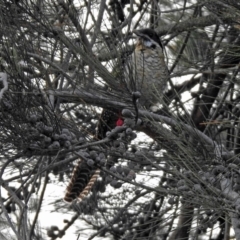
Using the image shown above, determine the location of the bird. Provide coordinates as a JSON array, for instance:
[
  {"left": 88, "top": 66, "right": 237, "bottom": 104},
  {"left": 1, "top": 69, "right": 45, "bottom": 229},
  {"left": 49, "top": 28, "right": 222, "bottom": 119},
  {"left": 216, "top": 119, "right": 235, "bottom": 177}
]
[
  {"left": 130, "top": 28, "right": 169, "bottom": 108},
  {"left": 63, "top": 28, "right": 169, "bottom": 203},
  {"left": 97, "top": 29, "right": 169, "bottom": 137}
]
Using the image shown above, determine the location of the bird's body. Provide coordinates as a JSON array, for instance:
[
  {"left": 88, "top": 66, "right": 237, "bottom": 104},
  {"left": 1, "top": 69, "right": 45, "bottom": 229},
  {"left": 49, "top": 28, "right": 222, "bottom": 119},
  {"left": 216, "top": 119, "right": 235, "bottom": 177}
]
[
  {"left": 131, "top": 29, "right": 169, "bottom": 107},
  {"left": 64, "top": 29, "right": 169, "bottom": 203}
]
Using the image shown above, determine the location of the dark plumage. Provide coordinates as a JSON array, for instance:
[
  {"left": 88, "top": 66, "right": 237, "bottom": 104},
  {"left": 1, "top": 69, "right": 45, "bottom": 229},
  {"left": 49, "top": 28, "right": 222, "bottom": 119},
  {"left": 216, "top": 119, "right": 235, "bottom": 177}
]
[{"left": 64, "top": 29, "right": 169, "bottom": 203}]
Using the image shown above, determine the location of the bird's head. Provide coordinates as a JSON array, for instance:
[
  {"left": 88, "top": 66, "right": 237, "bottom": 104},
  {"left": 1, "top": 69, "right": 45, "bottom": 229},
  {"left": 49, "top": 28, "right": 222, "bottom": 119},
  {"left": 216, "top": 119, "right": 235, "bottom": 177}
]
[{"left": 133, "top": 28, "right": 163, "bottom": 50}]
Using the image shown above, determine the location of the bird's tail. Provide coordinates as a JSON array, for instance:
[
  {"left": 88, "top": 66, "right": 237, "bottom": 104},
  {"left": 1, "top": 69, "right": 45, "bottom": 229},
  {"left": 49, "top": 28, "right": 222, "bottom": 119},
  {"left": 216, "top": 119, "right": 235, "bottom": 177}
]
[{"left": 63, "top": 159, "right": 100, "bottom": 203}]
